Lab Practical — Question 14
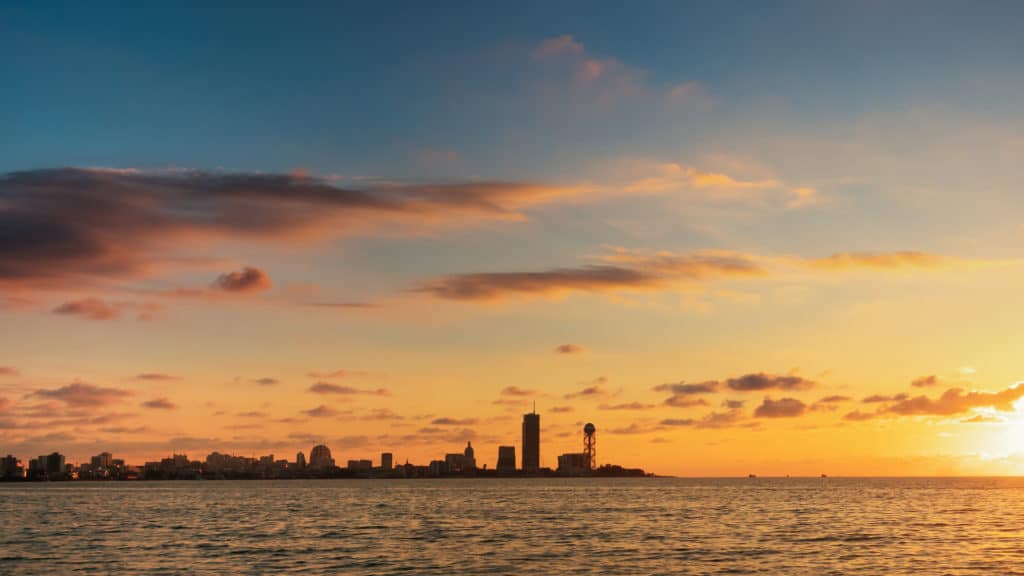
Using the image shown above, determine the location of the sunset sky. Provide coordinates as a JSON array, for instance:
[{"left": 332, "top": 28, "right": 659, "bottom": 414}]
[{"left": 3, "top": 1, "right": 1024, "bottom": 476}]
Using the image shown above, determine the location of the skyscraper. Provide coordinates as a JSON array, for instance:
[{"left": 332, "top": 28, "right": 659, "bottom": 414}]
[
  {"left": 381, "top": 452, "right": 393, "bottom": 471},
  {"left": 522, "top": 408, "right": 540, "bottom": 473}
]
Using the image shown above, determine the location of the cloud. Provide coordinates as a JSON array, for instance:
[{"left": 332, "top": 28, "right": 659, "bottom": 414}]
[
  {"left": 31, "top": 382, "right": 132, "bottom": 407},
  {"left": 808, "top": 252, "right": 952, "bottom": 271},
  {"left": 564, "top": 380, "right": 612, "bottom": 400},
  {"left": 863, "top": 393, "right": 909, "bottom": 403},
  {"left": 0, "top": 366, "right": 18, "bottom": 377},
  {"left": 237, "top": 411, "right": 268, "bottom": 418},
  {"left": 817, "top": 395, "right": 852, "bottom": 403},
  {"left": 251, "top": 377, "right": 279, "bottom": 387},
  {"left": 554, "top": 343, "right": 584, "bottom": 355},
  {"left": 431, "top": 417, "right": 478, "bottom": 426},
  {"left": 754, "top": 397, "right": 807, "bottom": 418},
  {"left": 961, "top": 414, "right": 1004, "bottom": 424},
  {"left": 52, "top": 298, "right": 161, "bottom": 321},
  {"left": 415, "top": 250, "right": 763, "bottom": 302},
  {"left": 660, "top": 408, "right": 748, "bottom": 429},
  {"left": 726, "top": 373, "right": 816, "bottom": 392},
  {"left": 654, "top": 381, "right": 721, "bottom": 395},
  {"left": 620, "top": 161, "right": 817, "bottom": 208},
  {"left": 213, "top": 267, "right": 272, "bottom": 293},
  {"left": 358, "top": 408, "right": 404, "bottom": 421},
  {"left": 52, "top": 298, "right": 120, "bottom": 320},
  {"left": 599, "top": 402, "right": 656, "bottom": 411},
  {"left": 0, "top": 168, "right": 593, "bottom": 292},
  {"left": 550, "top": 406, "right": 574, "bottom": 413},
  {"left": 141, "top": 397, "right": 177, "bottom": 410},
  {"left": 307, "top": 369, "right": 367, "bottom": 379},
  {"left": 660, "top": 418, "right": 695, "bottom": 427},
  {"left": 302, "top": 405, "right": 344, "bottom": 418},
  {"left": 307, "top": 382, "right": 389, "bottom": 396},
  {"left": 134, "top": 373, "right": 180, "bottom": 382},
  {"left": 843, "top": 410, "right": 877, "bottom": 422},
  {"left": 882, "top": 384, "right": 1024, "bottom": 416},
  {"left": 664, "top": 396, "right": 711, "bottom": 408},
  {"left": 532, "top": 35, "right": 585, "bottom": 59},
  {"left": 911, "top": 375, "right": 939, "bottom": 388},
  {"left": 500, "top": 386, "right": 538, "bottom": 397}
]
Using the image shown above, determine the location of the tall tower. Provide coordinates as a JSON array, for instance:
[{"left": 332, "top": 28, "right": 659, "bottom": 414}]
[
  {"left": 522, "top": 406, "right": 540, "bottom": 473},
  {"left": 583, "top": 423, "right": 596, "bottom": 471}
]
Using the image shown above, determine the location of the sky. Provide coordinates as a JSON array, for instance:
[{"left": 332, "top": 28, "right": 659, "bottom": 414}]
[{"left": 2, "top": 1, "right": 1024, "bottom": 476}]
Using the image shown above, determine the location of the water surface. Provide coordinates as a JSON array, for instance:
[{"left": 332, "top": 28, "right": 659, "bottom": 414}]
[{"left": 2, "top": 478, "right": 1023, "bottom": 574}]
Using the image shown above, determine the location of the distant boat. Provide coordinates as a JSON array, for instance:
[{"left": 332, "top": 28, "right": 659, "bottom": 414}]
[
  {"left": 748, "top": 474, "right": 757, "bottom": 478},
  {"left": 821, "top": 474, "right": 828, "bottom": 478}
]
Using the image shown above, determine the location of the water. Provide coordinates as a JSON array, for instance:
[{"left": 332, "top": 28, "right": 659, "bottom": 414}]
[{"left": 1, "top": 477, "right": 1023, "bottom": 574}]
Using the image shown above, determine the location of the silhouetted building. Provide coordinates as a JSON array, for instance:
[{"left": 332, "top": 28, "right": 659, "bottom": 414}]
[
  {"left": 497, "top": 446, "right": 516, "bottom": 474},
  {"left": 91, "top": 452, "right": 113, "bottom": 469},
  {"left": 428, "top": 460, "right": 448, "bottom": 476},
  {"left": 381, "top": 452, "right": 393, "bottom": 471},
  {"left": 309, "top": 445, "right": 334, "bottom": 469},
  {"left": 522, "top": 410, "right": 540, "bottom": 473},
  {"left": 463, "top": 442, "right": 476, "bottom": 470},
  {"left": 296, "top": 451, "right": 306, "bottom": 468},
  {"left": 31, "top": 453, "right": 67, "bottom": 479},
  {"left": 348, "top": 459, "right": 373, "bottom": 472},
  {"left": 557, "top": 453, "right": 589, "bottom": 475},
  {"left": 1, "top": 455, "right": 23, "bottom": 479}
]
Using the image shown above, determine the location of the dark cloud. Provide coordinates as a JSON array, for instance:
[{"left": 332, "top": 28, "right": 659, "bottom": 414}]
[
  {"left": 31, "top": 382, "right": 132, "bottom": 407},
  {"left": 554, "top": 343, "right": 585, "bottom": 354},
  {"left": 721, "top": 399, "right": 745, "bottom": 410},
  {"left": 251, "top": 377, "right": 279, "bottom": 386},
  {"left": 213, "top": 266, "right": 272, "bottom": 293},
  {"left": 726, "top": 373, "right": 816, "bottom": 392},
  {"left": 911, "top": 375, "right": 939, "bottom": 388},
  {"left": 654, "top": 381, "right": 720, "bottom": 395},
  {"left": 431, "top": 417, "right": 478, "bottom": 426},
  {"left": 664, "top": 396, "right": 710, "bottom": 408},
  {"left": 236, "top": 411, "right": 269, "bottom": 418},
  {"left": 415, "top": 251, "right": 763, "bottom": 302},
  {"left": 0, "top": 366, "right": 20, "bottom": 377},
  {"left": 0, "top": 168, "right": 582, "bottom": 290},
  {"left": 308, "top": 382, "right": 389, "bottom": 396},
  {"left": 302, "top": 405, "right": 345, "bottom": 418},
  {"left": 550, "top": 406, "right": 574, "bottom": 413},
  {"left": 660, "top": 418, "right": 695, "bottom": 427},
  {"left": 141, "top": 397, "right": 177, "bottom": 410},
  {"left": 754, "top": 397, "right": 807, "bottom": 418}
]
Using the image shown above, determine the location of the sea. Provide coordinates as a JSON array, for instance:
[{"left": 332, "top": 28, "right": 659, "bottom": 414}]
[{"left": 1, "top": 477, "right": 1022, "bottom": 574}]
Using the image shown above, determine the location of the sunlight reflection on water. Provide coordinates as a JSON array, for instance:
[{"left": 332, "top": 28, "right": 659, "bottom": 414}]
[{"left": 2, "top": 477, "right": 1024, "bottom": 574}]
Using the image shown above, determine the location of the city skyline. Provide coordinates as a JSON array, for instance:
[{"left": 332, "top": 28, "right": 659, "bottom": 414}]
[
  {"left": 0, "top": 410, "right": 639, "bottom": 480},
  {"left": 4, "top": 2, "right": 1024, "bottom": 477}
]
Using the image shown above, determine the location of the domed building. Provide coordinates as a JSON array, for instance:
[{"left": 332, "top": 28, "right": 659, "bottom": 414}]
[
  {"left": 463, "top": 441, "right": 476, "bottom": 470},
  {"left": 309, "top": 444, "right": 334, "bottom": 469}
]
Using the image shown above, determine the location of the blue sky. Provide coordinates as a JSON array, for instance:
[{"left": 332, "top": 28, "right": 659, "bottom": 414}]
[{"left": 3, "top": 1, "right": 1024, "bottom": 474}]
